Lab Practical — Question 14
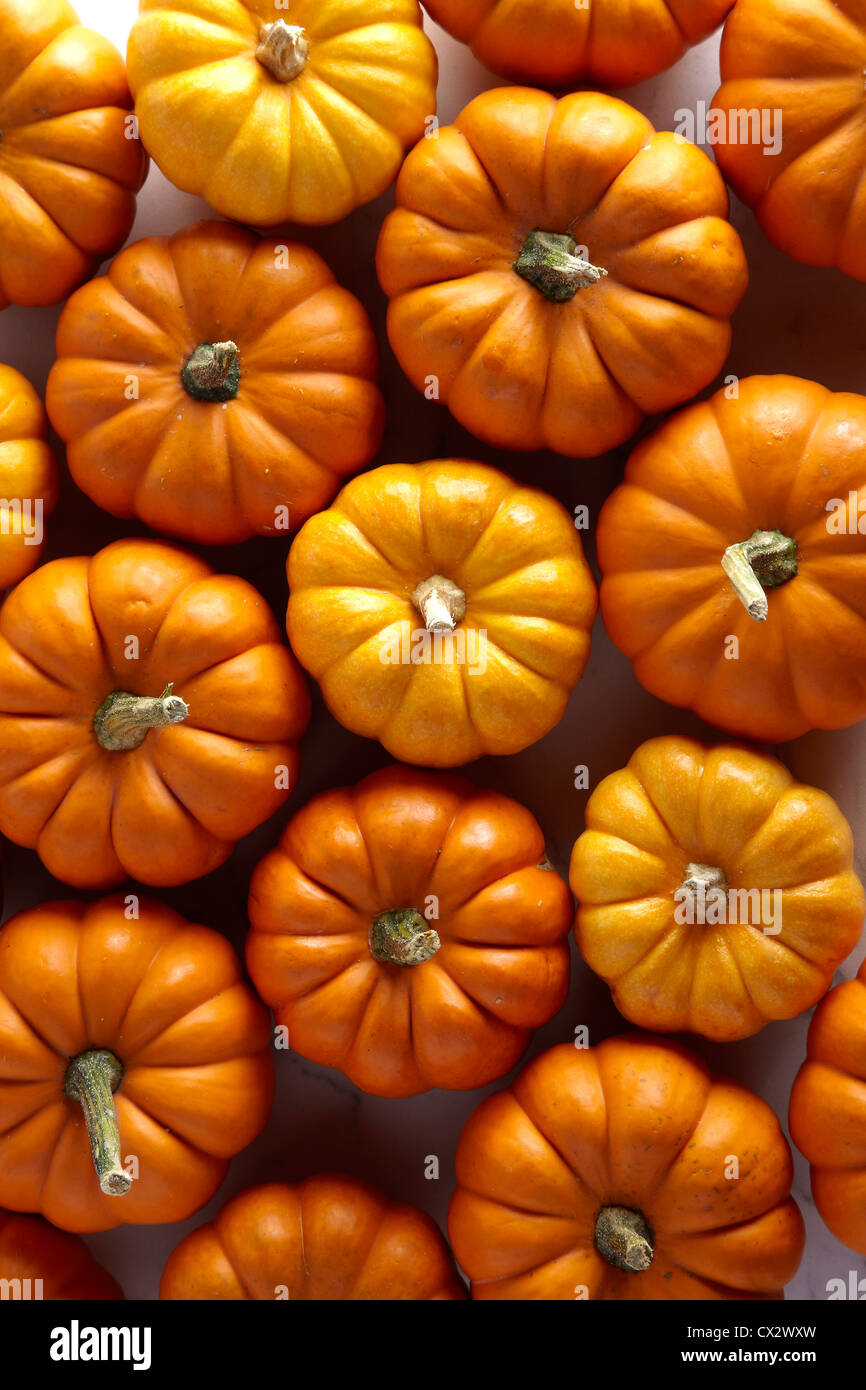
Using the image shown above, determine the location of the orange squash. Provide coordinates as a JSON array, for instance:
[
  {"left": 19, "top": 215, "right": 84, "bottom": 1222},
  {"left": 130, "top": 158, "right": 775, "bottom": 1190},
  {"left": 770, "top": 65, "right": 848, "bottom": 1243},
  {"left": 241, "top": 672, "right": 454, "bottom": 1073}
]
[
  {"left": 127, "top": 0, "right": 437, "bottom": 226},
  {"left": 713, "top": 0, "right": 866, "bottom": 280},
  {"left": 160, "top": 1175, "right": 465, "bottom": 1299},
  {"left": 247, "top": 763, "right": 573, "bottom": 1097},
  {"left": 789, "top": 958, "right": 866, "bottom": 1257},
  {"left": 0, "top": 537, "right": 310, "bottom": 888},
  {"left": 0, "top": 0, "right": 147, "bottom": 309},
  {"left": 423, "top": 0, "right": 734, "bottom": 89},
  {"left": 286, "top": 459, "right": 597, "bottom": 766},
  {"left": 569, "top": 735, "right": 864, "bottom": 1041},
  {"left": 376, "top": 87, "right": 747, "bottom": 456},
  {"left": 449, "top": 1034, "right": 805, "bottom": 1299},
  {"left": 0, "top": 1208, "right": 122, "bottom": 1299},
  {"left": 597, "top": 375, "right": 866, "bottom": 742},
  {"left": 0, "top": 364, "right": 58, "bottom": 590},
  {"left": 0, "top": 894, "right": 274, "bottom": 1233},
  {"left": 46, "top": 219, "right": 384, "bottom": 545}
]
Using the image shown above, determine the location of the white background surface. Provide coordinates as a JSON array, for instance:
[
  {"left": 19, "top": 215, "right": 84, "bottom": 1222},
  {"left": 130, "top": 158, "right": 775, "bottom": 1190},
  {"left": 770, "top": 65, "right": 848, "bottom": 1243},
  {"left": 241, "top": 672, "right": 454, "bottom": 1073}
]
[{"left": 3, "top": 0, "right": 866, "bottom": 1301}]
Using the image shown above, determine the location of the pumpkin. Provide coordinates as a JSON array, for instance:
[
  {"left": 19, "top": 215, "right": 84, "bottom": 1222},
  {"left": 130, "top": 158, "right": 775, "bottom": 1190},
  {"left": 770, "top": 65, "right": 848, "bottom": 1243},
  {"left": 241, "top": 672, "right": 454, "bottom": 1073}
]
[
  {"left": 45, "top": 219, "right": 384, "bottom": 545},
  {"left": 0, "top": 537, "right": 310, "bottom": 888},
  {"left": 126, "top": 0, "right": 437, "bottom": 227},
  {"left": 789, "top": 958, "right": 866, "bottom": 1257},
  {"left": 0, "top": 1207, "right": 122, "bottom": 1299},
  {"left": 375, "top": 87, "right": 748, "bottom": 457},
  {"left": 569, "top": 735, "right": 864, "bottom": 1042},
  {"left": 160, "top": 1174, "right": 465, "bottom": 1299},
  {"left": 713, "top": 0, "right": 866, "bottom": 280},
  {"left": 423, "top": 0, "right": 734, "bottom": 89},
  {"left": 286, "top": 459, "right": 597, "bottom": 766},
  {"left": 0, "top": 365, "right": 58, "bottom": 591},
  {"left": 597, "top": 375, "right": 866, "bottom": 742},
  {"left": 0, "top": 0, "right": 147, "bottom": 309},
  {"left": 246, "top": 763, "right": 573, "bottom": 1097},
  {"left": 448, "top": 1033, "right": 805, "bottom": 1299},
  {"left": 0, "top": 894, "right": 274, "bottom": 1234}
]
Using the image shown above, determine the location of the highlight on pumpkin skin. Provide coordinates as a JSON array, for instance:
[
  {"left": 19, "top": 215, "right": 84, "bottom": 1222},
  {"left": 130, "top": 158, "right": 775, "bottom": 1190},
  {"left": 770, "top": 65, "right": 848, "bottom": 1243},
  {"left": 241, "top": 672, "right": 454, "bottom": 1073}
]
[
  {"left": 597, "top": 374, "right": 866, "bottom": 742},
  {"left": 569, "top": 735, "right": 865, "bottom": 1042},
  {"left": 448, "top": 1034, "right": 806, "bottom": 1300},
  {"left": 0, "top": 364, "right": 59, "bottom": 590},
  {"left": 160, "top": 1175, "right": 466, "bottom": 1300},
  {"left": 0, "top": 1208, "right": 123, "bottom": 1300}
]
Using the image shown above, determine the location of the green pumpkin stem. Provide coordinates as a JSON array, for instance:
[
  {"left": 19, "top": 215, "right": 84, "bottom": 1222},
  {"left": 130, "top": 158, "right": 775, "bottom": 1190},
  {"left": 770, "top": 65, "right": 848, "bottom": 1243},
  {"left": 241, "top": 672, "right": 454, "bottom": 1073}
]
[
  {"left": 369, "top": 908, "right": 441, "bottom": 967},
  {"left": 721, "top": 529, "right": 798, "bottom": 622},
  {"left": 94, "top": 684, "right": 189, "bottom": 752},
  {"left": 181, "top": 340, "right": 241, "bottom": 402},
  {"left": 514, "top": 230, "right": 607, "bottom": 303},
  {"left": 65, "top": 1049, "right": 130, "bottom": 1197}
]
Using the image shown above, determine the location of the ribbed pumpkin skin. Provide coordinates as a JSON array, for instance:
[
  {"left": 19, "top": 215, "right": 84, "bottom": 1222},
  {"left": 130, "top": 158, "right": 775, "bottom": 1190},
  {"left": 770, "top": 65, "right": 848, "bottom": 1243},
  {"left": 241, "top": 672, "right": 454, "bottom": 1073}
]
[
  {"left": 0, "top": 365, "right": 58, "bottom": 590},
  {"left": 0, "top": 0, "right": 147, "bottom": 309},
  {"left": 423, "top": 0, "right": 734, "bottom": 88},
  {"left": 713, "top": 0, "right": 866, "bottom": 280},
  {"left": 0, "top": 895, "right": 274, "bottom": 1233},
  {"left": 127, "top": 0, "right": 437, "bottom": 226},
  {"left": 449, "top": 1035, "right": 805, "bottom": 1300},
  {"left": 790, "top": 959, "right": 866, "bottom": 1257},
  {"left": 160, "top": 1176, "right": 465, "bottom": 1300},
  {"left": 0, "top": 1208, "right": 122, "bottom": 1299}
]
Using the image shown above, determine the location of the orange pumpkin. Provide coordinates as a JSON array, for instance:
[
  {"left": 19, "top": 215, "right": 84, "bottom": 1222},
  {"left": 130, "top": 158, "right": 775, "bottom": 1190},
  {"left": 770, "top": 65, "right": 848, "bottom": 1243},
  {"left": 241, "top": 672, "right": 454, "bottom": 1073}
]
[
  {"left": 45, "top": 219, "right": 384, "bottom": 545},
  {"left": 423, "top": 0, "right": 734, "bottom": 89},
  {"left": 0, "top": 365, "right": 58, "bottom": 590},
  {"left": 247, "top": 763, "right": 572, "bottom": 1097},
  {"left": 0, "top": 0, "right": 147, "bottom": 309},
  {"left": 713, "top": 0, "right": 866, "bottom": 280},
  {"left": 160, "top": 1175, "right": 465, "bottom": 1299},
  {"left": 0, "top": 894, "right": 274, "bottom": 1233},
  {"left": 0, "top": 1208, "right": 122, "bottom": 1299},
  {"left": 569, "top": 735, "right": 864, "bottom": 1041},
  {"left": 286, "top": 459, "right": 597, "bottom": 766},
  {"left": 127, "top": 0, "right": 437, "bottom": 227},
  {"left": 449, "top": 1034, "right": 805, "bottom": 1299},
  {"left": 0, "top": 537, "right": 310, "bottom": 888},
  {"left": 789, "top": 958, "right": 866, "bottom": 1257},
  {"left": 597, "top": 375, "right": 866, "bottom": 742},
  {"left": 376, "top": 87, "right": 747, "bottom": 456}
]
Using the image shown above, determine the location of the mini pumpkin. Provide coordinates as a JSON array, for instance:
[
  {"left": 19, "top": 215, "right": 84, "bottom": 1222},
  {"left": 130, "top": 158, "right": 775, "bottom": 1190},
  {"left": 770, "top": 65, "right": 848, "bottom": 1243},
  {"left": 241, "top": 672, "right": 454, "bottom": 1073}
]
[
  {"left": 0, "top": 365, "right": 58, "bottom": 590},
  {"left": 423, "top": 0, "right": 734, "bottom": 89},
  {"left": 46, "top": 219, "right": 384, "bottom": 545},
  {"left": 286, "top": 459, "right": 597, "bottom": 766},
  {"left": 0, "top": 0, "right": 147, "bottom": 309},
  {"left": 126, "top": 0, "right": 437, "bottom": 226},
  {"left": 713, "top": 0, "right": 866, "bottom": 279},
  {"left": 0, "top": 537, "right": 310, "bottom": 888},
  {"left": 376, "top": 87, "right": 747, "bottom": 456},
  {"left": 449, "top": 1034, "right": 805, "bottom": 1299},
  {"left": 597, "top": 375, "right": 866, "bottom": 742},
  {"left": 247, "top": 763, "right": 573, "bottom": 1097},
  {"left": 160, "top": 1175, "right": 465, "bottom": 1299},
  {"left": 569, "top": 736, "right": 864, "bottom": 1041},
  {"left": 789, "top": 958, "right": 866, "bottom": 1257},
  {"left": 0, "top": 1208, "right": 122, "bottom": 1299},
  {"left": 0, "top": 894, "right": 274, "bottom": 1233}
]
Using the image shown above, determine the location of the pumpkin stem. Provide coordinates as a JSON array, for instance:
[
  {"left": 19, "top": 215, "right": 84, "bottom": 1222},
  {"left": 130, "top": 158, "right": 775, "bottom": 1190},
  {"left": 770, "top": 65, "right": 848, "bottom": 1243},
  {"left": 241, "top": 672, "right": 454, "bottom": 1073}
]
[
  {"left": 181, "top": 341, "right": 241, "bottom": 403},
  {"left": 514, "top": 230, "right": 607, "bottom": 303},
  {"left": 256, "top": 20, "right": 309, "bottom": 82},
  {"left": 94, "top": 684, "right": 189, "bottom": 752},
  {"left": 369, "top": 908, "right": 441, "bottom": 967},
  {"left": 682, "top": 862, "right": 728, "bottom": 897},
  {"left": 721, "top": 529, "right": 798, "bottom": 622},
  {"left": 65, "top": 1049, "right": 130, "bottom": 1197},
  {"left": 595, "top": 1206, "right": 654, "bottom": 1273},
  {"left": 411, "top": 575, "right": 466, "bottom": 632}
]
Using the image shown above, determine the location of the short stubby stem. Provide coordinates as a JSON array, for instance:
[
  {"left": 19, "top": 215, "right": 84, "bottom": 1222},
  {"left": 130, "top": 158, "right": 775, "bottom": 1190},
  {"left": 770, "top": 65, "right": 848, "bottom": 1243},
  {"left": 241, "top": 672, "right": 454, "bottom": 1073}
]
[
  {"left": 411, "top": 575, "right": 466, "bottom": 633},
  {"left": 595, "top": 1206, "right": 654, "bottom": 1273},
  {"left": 721, "top": 529, "right": 798, "bottom": 622},
  {"left": 94, "top": 684, "right": 189, "bottom": 752},
  {"left": 181, "top": 340, "right": 241, "bottom": 403},
  {"left": 65, "top": 1049, "right": 130, "bottom": 1197},
  {"left": 256, "top": 20, "right": 309, "bottom": 82},
  {"left": 514, "top": 230, "right": 608, "bottom": 303},
  {"left": 369, "top": 908, "right": 441, "bottom": 967},
  {"left": 681, "top": 862, "right": 728, "bottom": 898}
]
